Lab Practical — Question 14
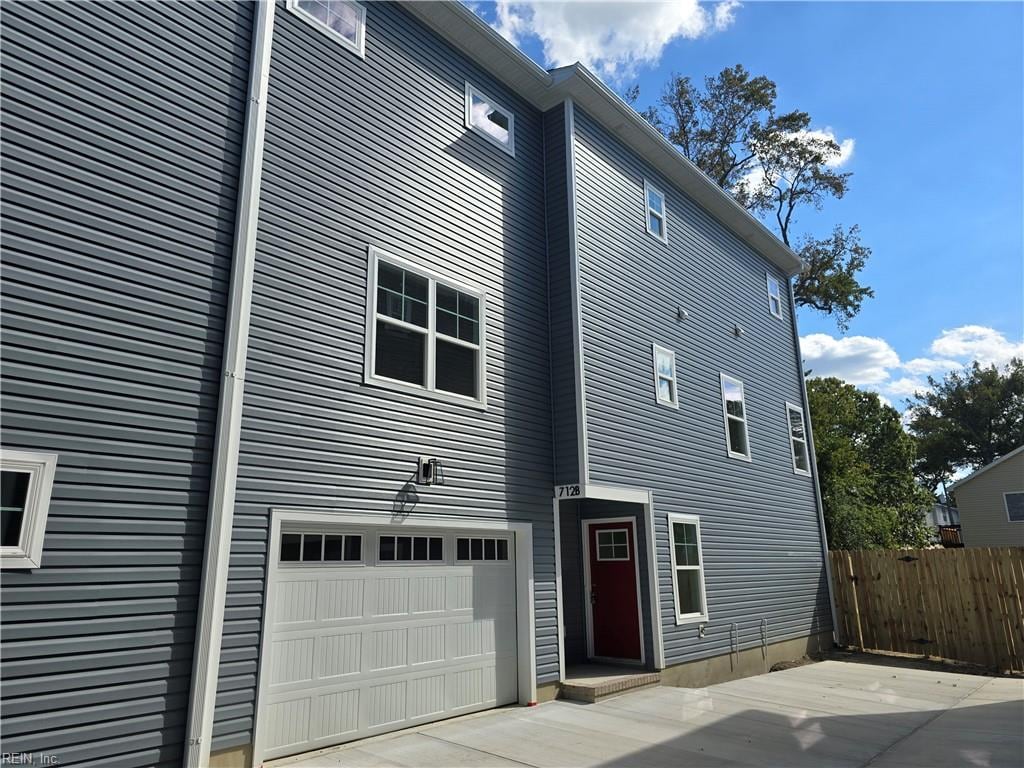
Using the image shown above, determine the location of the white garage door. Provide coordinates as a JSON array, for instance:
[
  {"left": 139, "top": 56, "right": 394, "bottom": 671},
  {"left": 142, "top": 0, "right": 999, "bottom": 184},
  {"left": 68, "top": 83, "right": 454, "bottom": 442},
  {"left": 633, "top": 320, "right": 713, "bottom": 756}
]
[{"left": 260, "top": 525, "right": 519, "bottom": 760}]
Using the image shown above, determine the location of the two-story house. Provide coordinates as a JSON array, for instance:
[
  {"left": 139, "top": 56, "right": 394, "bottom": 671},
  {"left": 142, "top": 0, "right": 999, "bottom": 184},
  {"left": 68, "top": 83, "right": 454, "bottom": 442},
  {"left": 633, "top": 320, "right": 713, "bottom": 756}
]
[{"left": 0, "top": 2, "right": 834, "bottom": 767}]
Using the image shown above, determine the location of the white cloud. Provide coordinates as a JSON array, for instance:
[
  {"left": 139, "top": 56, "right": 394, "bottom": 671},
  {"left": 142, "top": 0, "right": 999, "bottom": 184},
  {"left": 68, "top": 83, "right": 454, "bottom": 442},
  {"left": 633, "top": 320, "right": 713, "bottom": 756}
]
[
  {"left": 713, "top": 0, "right": 741, "bottom": 30},
  {"left": 793, "top": 128, "right": 855, "bottom": 167},
  {"left": 733, "top": 126, "right": 854, "bottom": 197},
  {"left": 929, "top": 325, "right": 1024, "bottom": 368},
  {"left": 488, "top": 1, "right": 740, "bottom": 80},
  {"left": 801, "top": 324, "right": 1023, "bottom": 411},
  {"left": 800, "top": 333, "right": 899, "bottom": 386},
  {"left": 902, "top": 357, "right": 964, "bottom": 376}
]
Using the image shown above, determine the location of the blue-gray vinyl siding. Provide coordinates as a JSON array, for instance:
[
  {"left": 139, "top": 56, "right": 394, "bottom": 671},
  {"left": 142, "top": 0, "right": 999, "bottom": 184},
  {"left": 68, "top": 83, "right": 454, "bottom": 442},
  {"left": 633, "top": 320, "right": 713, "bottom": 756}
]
[
  {"left": 0, "top": 1, "right": 252, "bottom": 765},
  {"left": 570, "top": 107, "right": 831, "bottom": 666},
  {"left": 543, "top": 104, "right": 579, "bottom": 487},
  {"left": 213, "top": 1, "right": 557, "bottom": 750}
]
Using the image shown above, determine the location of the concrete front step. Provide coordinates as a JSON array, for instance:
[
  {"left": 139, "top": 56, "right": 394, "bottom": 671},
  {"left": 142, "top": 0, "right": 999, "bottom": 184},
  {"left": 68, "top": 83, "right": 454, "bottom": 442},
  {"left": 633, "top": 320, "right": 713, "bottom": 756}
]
[{"left": 558, "top": 666, "right": 661, "bottom": 703}]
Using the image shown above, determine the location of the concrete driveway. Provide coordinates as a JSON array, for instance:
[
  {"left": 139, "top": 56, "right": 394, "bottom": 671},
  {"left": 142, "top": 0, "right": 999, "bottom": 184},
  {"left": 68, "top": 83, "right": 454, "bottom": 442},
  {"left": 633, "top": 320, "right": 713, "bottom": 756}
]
[{"left": 271, "top": 660, "right": 1024, "bottom": 768}]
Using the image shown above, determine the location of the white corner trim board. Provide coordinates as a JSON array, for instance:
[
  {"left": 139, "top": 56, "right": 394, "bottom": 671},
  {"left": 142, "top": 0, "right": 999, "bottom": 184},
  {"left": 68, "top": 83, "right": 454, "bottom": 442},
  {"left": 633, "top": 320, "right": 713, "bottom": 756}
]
[{"left": 183, "top": 3, "right": 276, "bottom": 766}]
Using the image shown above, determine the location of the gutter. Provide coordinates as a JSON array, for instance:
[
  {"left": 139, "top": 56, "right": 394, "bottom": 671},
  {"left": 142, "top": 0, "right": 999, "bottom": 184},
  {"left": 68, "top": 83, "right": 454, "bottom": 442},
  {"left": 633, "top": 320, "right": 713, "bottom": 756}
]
[
  {"left": 184, "top": 2, "right": 276, "bottom": 765},
  {"left": 788, "top": 285, "right": 840, "bottom": 645}
]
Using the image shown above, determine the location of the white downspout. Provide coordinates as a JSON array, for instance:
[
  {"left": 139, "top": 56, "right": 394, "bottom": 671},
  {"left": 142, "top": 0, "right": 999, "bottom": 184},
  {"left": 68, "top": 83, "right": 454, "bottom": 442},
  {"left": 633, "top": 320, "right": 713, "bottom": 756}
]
[
  {"left": 184, "top": 2, "right": 276, "bottom": 766},
  {"left": 788, "top": 283, "right": 840, "bottom": 645}
]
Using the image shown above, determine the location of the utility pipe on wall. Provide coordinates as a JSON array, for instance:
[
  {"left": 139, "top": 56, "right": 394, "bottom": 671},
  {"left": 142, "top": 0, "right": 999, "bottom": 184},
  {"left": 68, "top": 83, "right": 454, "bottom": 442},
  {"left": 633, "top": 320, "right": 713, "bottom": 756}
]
[{"left": 184, "top": 2, "right": 276, "bottom": 766}]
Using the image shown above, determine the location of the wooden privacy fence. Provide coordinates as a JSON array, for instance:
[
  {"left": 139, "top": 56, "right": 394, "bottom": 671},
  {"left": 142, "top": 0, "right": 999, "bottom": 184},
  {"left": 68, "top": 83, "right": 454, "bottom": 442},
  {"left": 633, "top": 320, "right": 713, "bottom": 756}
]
[{"left": 829, "top": 547, "right": 1024, "bottom": 673}]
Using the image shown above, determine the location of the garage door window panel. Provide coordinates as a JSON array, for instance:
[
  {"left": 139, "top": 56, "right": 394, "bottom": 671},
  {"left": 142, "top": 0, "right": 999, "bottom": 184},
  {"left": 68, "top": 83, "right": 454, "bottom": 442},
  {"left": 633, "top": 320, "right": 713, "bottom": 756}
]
[
  {"left": 378, "top": 535, "right": 443, "bottom": 563},
  {"left": 280, "top": 532, "right": 362, "bottom": 564},
  {"left": 456, "top": 536, "right": 510, "bottom": 562}
]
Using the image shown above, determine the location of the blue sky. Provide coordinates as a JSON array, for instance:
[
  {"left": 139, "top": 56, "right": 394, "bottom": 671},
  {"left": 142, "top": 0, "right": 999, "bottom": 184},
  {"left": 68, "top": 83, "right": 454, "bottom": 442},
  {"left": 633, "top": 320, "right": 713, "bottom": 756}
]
[{"left": 470, "top": 1, "right": 1024, "bottom": 408}]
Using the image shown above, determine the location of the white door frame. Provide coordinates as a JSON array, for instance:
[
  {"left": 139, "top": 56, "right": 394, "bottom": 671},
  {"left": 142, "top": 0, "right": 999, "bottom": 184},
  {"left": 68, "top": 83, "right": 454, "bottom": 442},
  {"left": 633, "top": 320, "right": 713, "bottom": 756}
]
[
  {"left": 251, "top": 508, "right": 537, "bottom": 768},
  {"left": 581, "top": 516, "right": 645, "bottom": 665},
  {"left": 553, "top": 484, "right": 665, "bottom": 679}
]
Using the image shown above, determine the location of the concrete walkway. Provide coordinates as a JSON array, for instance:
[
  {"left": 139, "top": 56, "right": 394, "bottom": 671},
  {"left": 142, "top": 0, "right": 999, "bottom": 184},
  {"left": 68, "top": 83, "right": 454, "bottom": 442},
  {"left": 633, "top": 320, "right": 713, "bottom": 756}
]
[{"left": 272, "top": 661, "right": 1024, "bottom": 768}]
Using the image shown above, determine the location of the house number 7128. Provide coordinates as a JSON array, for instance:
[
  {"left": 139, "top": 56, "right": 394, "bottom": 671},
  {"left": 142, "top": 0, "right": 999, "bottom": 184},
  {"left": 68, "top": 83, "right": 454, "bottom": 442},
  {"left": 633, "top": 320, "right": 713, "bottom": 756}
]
[{"left": 556, "top": 484, "right": 581, "bottom": 498}]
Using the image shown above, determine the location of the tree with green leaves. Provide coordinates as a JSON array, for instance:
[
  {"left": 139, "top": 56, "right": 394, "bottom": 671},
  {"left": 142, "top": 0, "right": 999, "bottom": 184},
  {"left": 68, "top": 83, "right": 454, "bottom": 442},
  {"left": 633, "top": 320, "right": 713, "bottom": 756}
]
[
  {"left": 907, "top": 359, "right": 1024, "bottom": 493},
  {"left": 636, "top": 65, "right": 873, "bottom": 330},
  {"left": 807, "top": 377, "right": 932, "bottom": 550}
]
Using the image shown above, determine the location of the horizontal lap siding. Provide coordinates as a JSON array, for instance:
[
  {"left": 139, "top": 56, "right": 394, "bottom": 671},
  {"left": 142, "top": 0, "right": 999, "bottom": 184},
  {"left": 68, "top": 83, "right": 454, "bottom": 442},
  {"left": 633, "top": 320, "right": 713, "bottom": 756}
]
[
  {"left": 571, "top": 108, "right": 831, "bottom": 667},
  {"left": 213, "top": 2, "right": 555, "bottom": 751},
  {"left": 543, "top": 104, "right": 578, "bottom": 486},
  {"left": 0, "top": 1, "right": 251, "bottom": 766}
]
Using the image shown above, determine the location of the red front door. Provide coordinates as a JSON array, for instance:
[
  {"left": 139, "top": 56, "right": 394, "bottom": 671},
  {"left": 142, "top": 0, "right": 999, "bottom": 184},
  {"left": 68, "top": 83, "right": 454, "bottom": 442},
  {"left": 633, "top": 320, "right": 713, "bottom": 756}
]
[{"left": 587, "top": 521, "right": 642, "bottom": 661}]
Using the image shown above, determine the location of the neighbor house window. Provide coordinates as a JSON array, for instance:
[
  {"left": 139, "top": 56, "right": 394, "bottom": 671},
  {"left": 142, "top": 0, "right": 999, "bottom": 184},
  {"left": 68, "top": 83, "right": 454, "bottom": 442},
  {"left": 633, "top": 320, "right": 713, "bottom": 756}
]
[
  {"left": 287, "top": 0, "right": 366, "bottom": 57},
  {"left": 366, "top": 248, "right": 486, "bottom": 406},
  {"left": 1005, "top": 492, "right": 1024, "bottom": 522},
  {"left": 786, "top": 402, "right": 811, "bottom": 476},
  {"left": 1, "top": 450, "right": 58, "bottom": 569},
  {"left": 652, "top": 344, "right": 678, "bottom": 408},
  {"left": 720, "top": 374, "right": 751, "bottom": 460},
  {"left": 668, "top": 514, "right": 707, "bottom": 623},
  {"left": 465, "top": 83, "right": 514, "bottom": 156},
  {"left": 644, "top": 180, "right": 667, "bottom": 242},
  {"left": 766, "top": 274, "right": 783, "bottom": 319}
]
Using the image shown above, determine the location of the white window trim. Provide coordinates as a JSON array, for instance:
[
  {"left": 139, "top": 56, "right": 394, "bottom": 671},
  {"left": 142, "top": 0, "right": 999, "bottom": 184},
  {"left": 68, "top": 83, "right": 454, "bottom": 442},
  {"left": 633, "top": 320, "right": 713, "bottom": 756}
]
[
  {"left": 652, "top": 343, "right": 679, "bottom": 409},
  {"left": 464, "top": 82, "right": 515, "bottom": 157},
  {"left": 667, "top": 513, "right": 708, "bottom": 625},
  {"left": 286, "top": 0, "right": 366, "bottom": 58},
  {"left": 720, "top": 373, "right": 752, "bottom": 462},
  {"left": 1, "top": 449, "right": 58, "bottom": 569},
  {"left": 786, "top": 401, "right": 812, "bottom": 477},
  {"left": 364, "top": 246, "right": 488, "bottom": 409},
  {"left": 766, "top": 273, "right": 783, "bottom": 319},
  {"left": 595, "top": 528, "right": 630, "bottom": 561},
  {"left": 1004, "top": 492, "right": 1024, "bottom": 523},
  {"left": 643, "top": 179, "right": 668, "bottom": 243}
]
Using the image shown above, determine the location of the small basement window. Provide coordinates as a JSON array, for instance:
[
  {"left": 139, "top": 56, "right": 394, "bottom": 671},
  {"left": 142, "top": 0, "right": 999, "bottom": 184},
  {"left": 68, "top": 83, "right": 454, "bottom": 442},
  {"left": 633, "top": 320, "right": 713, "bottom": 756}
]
[
  {"left": 287, "top": 0, "right": 366, "bottom": 57},
  {"left": 652, "top": 344, "right": 678, "bottom": 408},
  {"left": 786, "top": 402, "right": 811, "bottom": 476},
  {"left": 720, "top": 374, "right": 751, "bottom": 460},
  {"left": 367, "top": 249, "right": 486, "bottom": 406},
  {"left": 1005, "top": 492, "right": 1024, "bottom": 522},
  {"left": 280, "top": 532, "right": 362, "bottom": 563},
  {"left": 455, "top": 536, "right": 510, "bottom": 562},
  {"left": 669, "top": 514, "right": 707, "bottom": 623},
  {"left": 379, "top": 535, "right": 443, "bottom": 562},
  {"left": 465, "top": 83, "right": 515, "bottom": 156},
  {"left": 766, "top": 274, "right": 783, "bottom": 319},
  {"left": 1, "top": 449, "right": 58, "bottom": 569},
  {"left": 644, "top": 180, "right": 668, "bottom": 242}
]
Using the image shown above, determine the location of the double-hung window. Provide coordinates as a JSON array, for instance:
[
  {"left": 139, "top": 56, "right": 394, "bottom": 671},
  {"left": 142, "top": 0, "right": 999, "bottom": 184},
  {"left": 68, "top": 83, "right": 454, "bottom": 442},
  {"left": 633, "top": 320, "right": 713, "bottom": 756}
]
[
  {"left": 644, "top": 180, "right": 668, "bottom": 242},
  {"left": 720, "top": 374, "right": 751, "bottom": 460},
  {"left": 668, "top": 514, "right": 707, "bottom": 623},
  {"left": 1, "top": 449, "right": 58, "bottom": 569},
  {"left": 367, "top": 249, "right": 486, "bottom": 406},
  {"left": 786, "top": 402, "right": 812, "bottom": 475},
  {"left": 766, "top": 274, "right": 783, "bottom": 319},
  {"left": 287, "top": 0, "right": 366, "bottom": 57},
  {"left": 465, "top": 83, "right": 515, "bottom": 156},
  {"left": 652, "top": 344, "right": 678, "bottom": 408}
]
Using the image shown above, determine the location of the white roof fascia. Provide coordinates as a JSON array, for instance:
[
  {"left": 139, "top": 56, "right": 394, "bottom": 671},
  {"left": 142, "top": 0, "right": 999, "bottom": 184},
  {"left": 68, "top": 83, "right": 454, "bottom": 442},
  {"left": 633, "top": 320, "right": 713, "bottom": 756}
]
[{"left": 947, "top": 445, "right": 1024, "bottom": 492}]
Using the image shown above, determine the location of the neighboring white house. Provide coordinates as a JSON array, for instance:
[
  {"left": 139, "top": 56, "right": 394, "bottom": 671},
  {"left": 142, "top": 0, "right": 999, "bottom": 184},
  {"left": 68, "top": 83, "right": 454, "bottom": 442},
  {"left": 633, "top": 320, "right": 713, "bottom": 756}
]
[{"left": 948, "top": 446, "right": 1024, "bottom": 548}]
